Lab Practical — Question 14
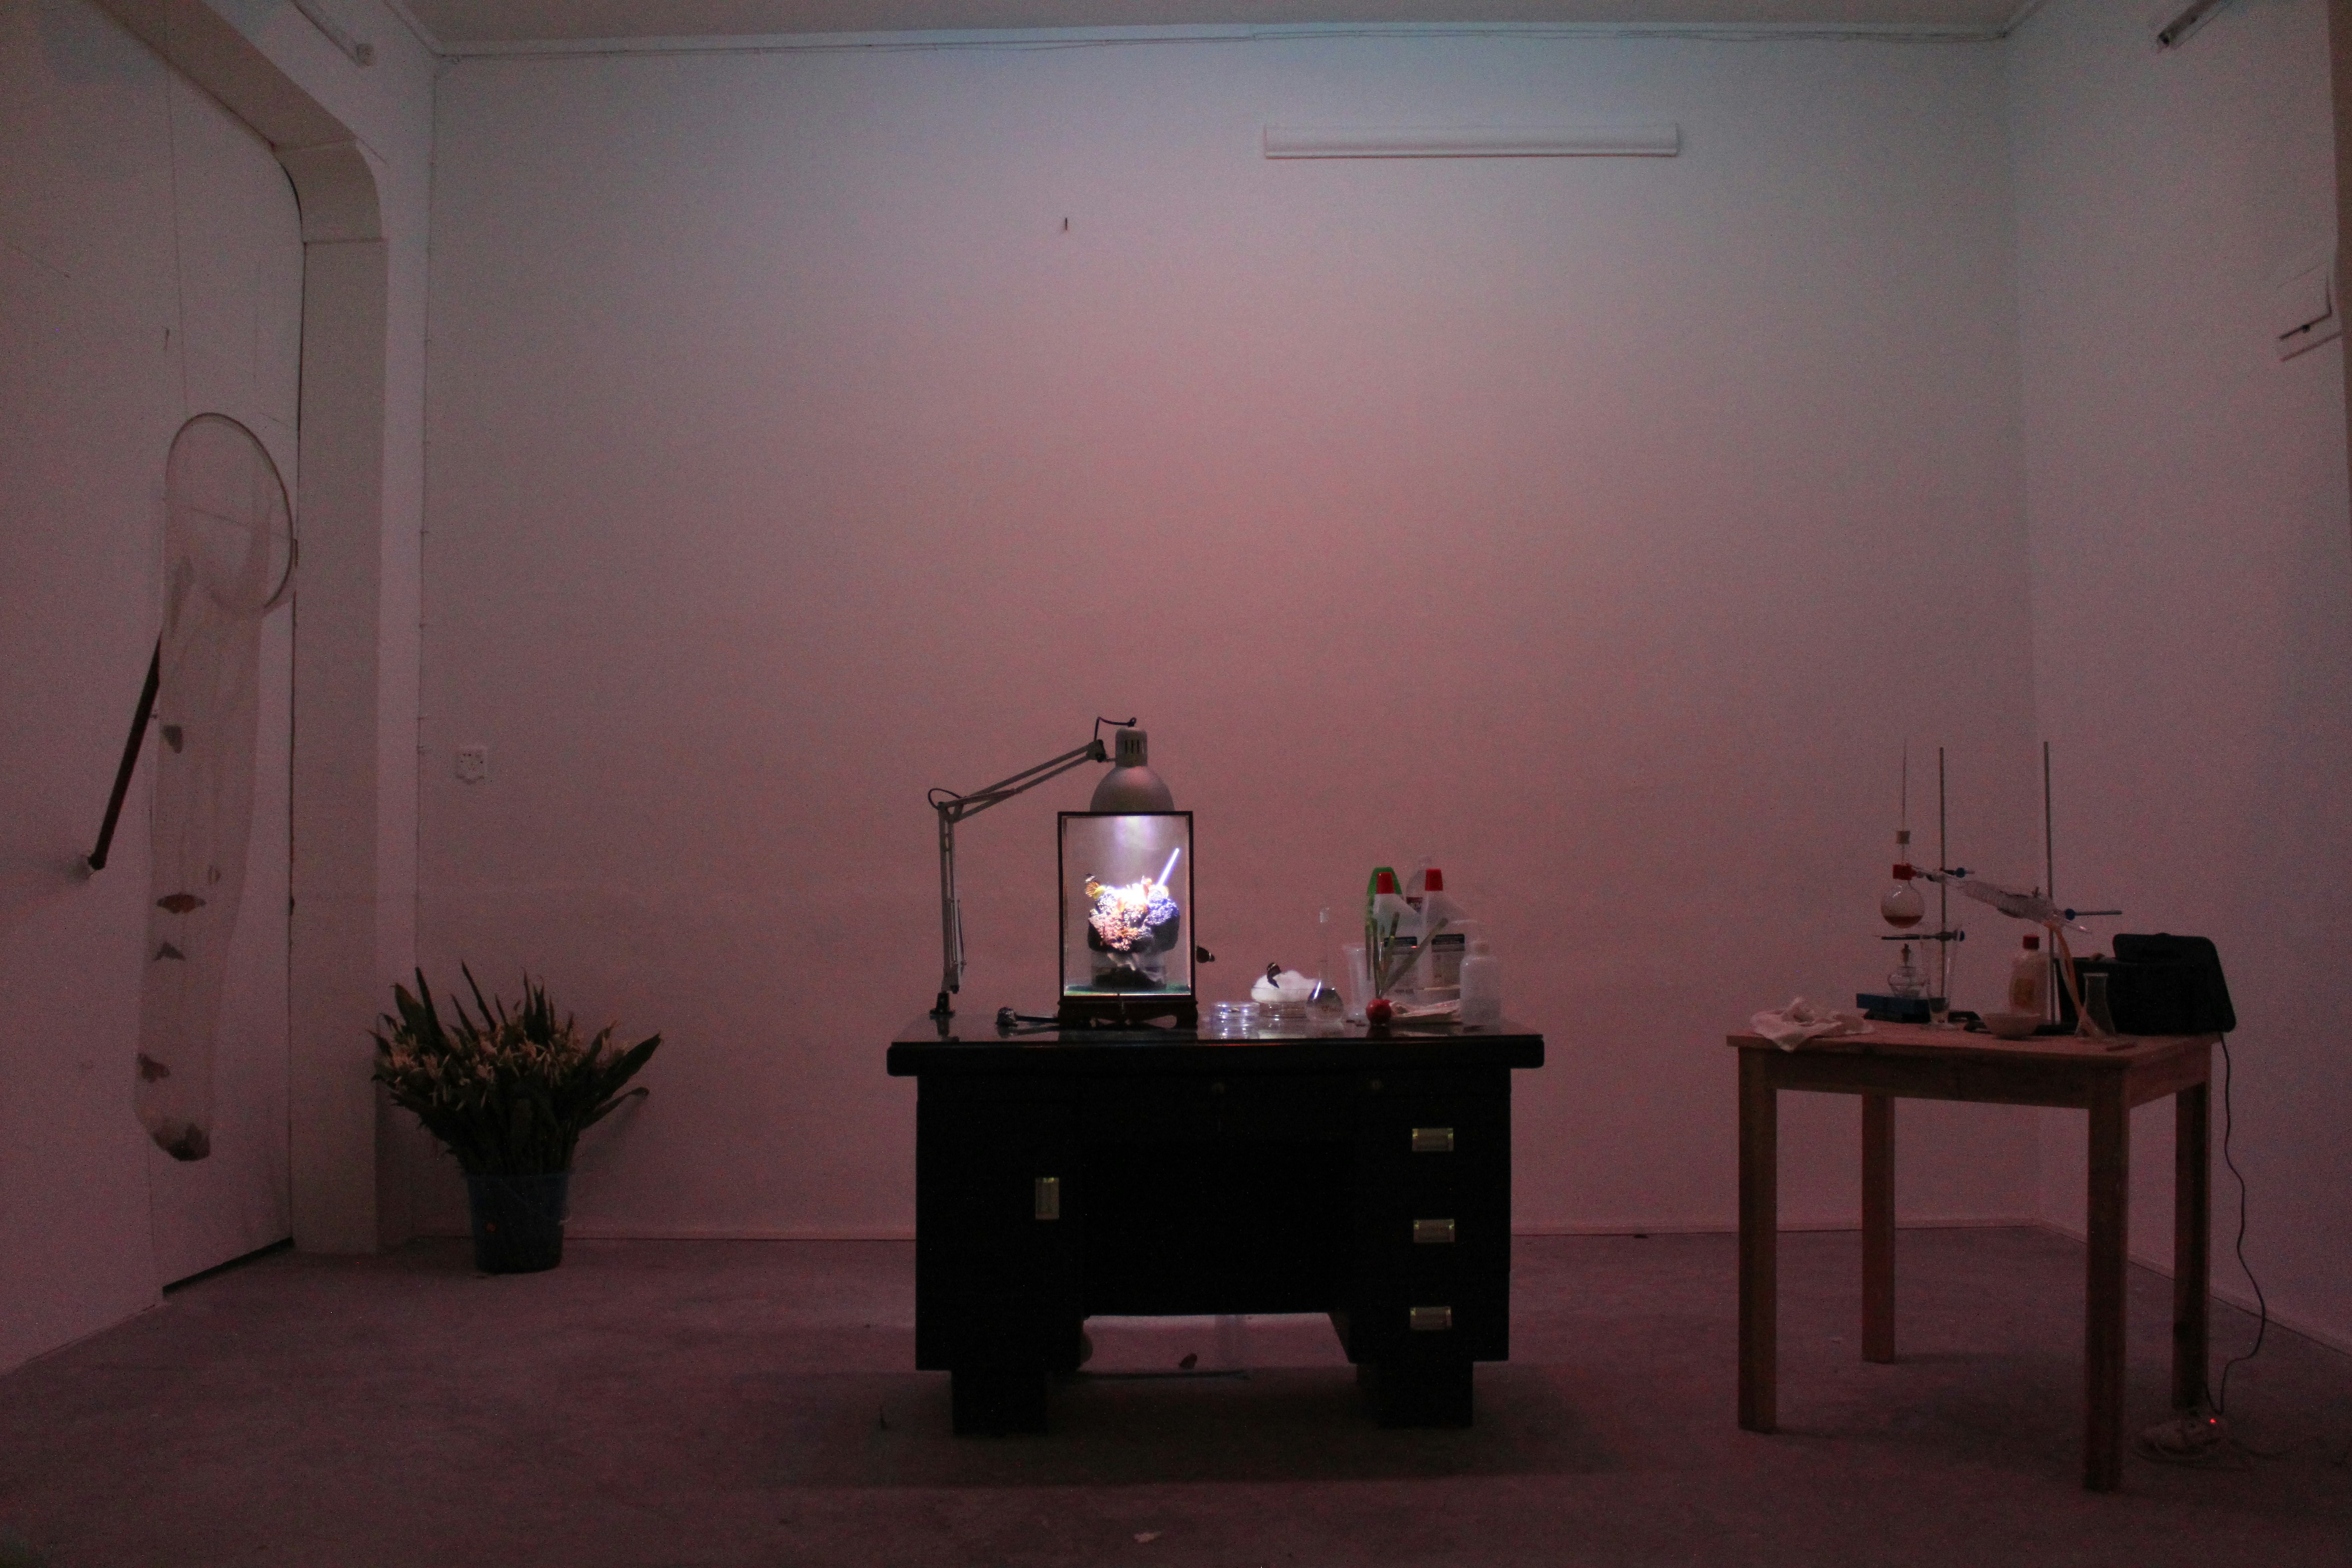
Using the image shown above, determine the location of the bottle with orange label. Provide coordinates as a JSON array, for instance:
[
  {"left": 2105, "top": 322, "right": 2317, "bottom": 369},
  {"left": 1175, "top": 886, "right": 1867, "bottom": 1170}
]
[{"left": 2009, "top": 932, "right": 2049, "bottom": 1018}]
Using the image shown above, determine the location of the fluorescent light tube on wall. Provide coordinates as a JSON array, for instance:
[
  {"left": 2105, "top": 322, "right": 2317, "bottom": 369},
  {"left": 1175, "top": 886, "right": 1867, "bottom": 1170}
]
[{"left": 1262, "top": 124, "right": 1680, "bottom": 159}]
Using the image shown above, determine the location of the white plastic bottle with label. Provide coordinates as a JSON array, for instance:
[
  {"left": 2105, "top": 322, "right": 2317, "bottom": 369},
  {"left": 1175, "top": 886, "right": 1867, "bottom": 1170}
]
[
  {"left": 1417, "top": 868, "right": 1470, "bottom": 1000},
  {"left": 1371, "top": 869, "right": 1418, "bottom": 1002},
  {"left": 2008, "top": 933, "right": 2048, "bottom": 1019},
  {"left": 1459, "top": 938, "right": 1503, "bottom": 1029}
]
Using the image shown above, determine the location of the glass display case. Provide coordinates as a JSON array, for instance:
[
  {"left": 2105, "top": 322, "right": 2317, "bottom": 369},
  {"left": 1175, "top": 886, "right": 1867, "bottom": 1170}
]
[{"left": 1058, "top": 811, "right": 1194, "bottom": 1026}]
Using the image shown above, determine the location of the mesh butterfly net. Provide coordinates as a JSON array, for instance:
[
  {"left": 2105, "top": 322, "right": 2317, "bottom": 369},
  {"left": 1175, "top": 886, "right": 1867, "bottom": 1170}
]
[{"left": 136, "top": 414, "right": 293, "bottom": 1161}]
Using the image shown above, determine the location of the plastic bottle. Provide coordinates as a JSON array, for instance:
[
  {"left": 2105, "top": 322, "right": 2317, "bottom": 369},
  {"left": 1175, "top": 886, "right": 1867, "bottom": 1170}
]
[
  {"left": 1403, "top": 858, "right": 1435, "bottom": 914},
  {"left": 1417, "top": 868, "right": 1470, "bottom": 999},
  {"left": 1880, "top": 830, "right": 1925, "bottom": 929},
  {"left": 1370, "top": 869, "right": 1417, "bottom": 1002},
  {"left": 2008, "top": 933, "right": 2048, "bottom": 1017},
  {"left": 1459, "top": 938, "right": 1503, "bottom": 1028}
]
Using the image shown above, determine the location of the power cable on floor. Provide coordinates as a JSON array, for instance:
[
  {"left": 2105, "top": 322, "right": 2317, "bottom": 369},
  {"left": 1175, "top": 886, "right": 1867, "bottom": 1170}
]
[
  {"left": 2137, "top": 1032, "right": 2279, "bottom": 1470},
  {"left": 2207, "top": 1033, "right": 2266, "bottom": 1418}
]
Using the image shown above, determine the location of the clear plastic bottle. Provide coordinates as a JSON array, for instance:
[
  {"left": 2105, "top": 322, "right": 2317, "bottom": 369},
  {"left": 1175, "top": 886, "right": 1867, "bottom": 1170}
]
[
  {"left": 2008, "top": 933, "right": 2048, "bottom": 1017},
  {"left": 1459, "top": 938, "right": 1503, "bottom": 1028},
  {"left": 1880, "top": 830, "right": 1924, "bottom": 930}
]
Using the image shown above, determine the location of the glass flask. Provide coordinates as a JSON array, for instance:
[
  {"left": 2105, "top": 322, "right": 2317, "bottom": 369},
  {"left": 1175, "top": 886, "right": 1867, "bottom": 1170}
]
[
  {"left": 2077, "top": 969, "right": 2117, "bottom": 1039},
  {"left": 1880, "top": 829, "right": 1925, "bottom": 929},
  {"left": 1886, "top": 943, "right": 1927, "bottom": 998}
]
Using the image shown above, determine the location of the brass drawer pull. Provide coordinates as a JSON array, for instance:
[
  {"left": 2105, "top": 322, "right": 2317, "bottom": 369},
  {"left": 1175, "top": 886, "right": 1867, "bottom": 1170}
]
[
  {"left": 1410, "top": 1127, "right": 1455, "bottom": 1153},
  {"left": 1034, "top": 1176, "right": 1060, "bottom": 1221},
  {"left": 1413, "top": 1218, "right": 1457, "bottom": 1245},
  {"left": 1409, "top": 1305, "right": 1453, "bottom": 1332}
]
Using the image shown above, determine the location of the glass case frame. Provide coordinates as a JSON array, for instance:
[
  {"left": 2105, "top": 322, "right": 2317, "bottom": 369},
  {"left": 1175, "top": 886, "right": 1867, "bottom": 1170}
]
[{"left": 1057, "top": 810, "right": 1196, "bottom": 1027}]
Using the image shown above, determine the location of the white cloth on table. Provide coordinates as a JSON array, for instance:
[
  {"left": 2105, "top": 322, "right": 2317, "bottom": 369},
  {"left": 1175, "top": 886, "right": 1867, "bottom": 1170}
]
[{"left": 1750, "top": 996, "right": 1873, "bottom": 1051}]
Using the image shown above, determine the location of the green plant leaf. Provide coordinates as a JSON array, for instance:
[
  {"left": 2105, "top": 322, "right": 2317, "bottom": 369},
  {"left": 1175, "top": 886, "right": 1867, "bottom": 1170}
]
[{"left": 372, "top": 969, "right": 659, "bottom": 1176}]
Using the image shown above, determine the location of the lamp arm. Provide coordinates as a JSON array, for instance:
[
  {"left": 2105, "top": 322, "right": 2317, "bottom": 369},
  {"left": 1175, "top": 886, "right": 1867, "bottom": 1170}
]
[
  {"left": 933, "top": 741, "right": 1106, "bottom": 823},
  {"left": 930, "top": 737, "right": 1111, "bottom": 1020}
]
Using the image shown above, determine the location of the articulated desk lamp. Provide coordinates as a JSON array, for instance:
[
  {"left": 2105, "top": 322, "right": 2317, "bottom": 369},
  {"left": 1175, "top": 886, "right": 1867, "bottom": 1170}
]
[{"left": 930, "top": 718, "right": 1199, "bottom": 1029}]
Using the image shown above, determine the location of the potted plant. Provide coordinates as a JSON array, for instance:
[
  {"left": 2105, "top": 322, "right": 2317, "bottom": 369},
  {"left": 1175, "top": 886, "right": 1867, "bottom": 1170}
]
[{"left": 373, "top": 968, "right": 661, "bottom": 1274}]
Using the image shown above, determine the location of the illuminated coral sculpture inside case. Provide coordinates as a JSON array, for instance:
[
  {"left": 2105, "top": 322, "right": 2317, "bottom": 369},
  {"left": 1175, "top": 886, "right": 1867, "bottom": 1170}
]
[{"left": 1084, "top": 847, "right": 1183, "bottom": 960}]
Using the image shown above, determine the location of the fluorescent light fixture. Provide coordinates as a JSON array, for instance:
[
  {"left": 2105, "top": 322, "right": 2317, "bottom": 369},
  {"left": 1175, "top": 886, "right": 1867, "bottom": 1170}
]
[{"left": 1263, "top": 124, "right": 1680, "bottom": 159}]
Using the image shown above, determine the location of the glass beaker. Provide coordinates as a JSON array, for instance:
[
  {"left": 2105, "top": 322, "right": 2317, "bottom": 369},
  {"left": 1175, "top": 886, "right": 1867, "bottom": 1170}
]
[
  {"left": 2078, "top": 969, "right": 2117, "bottom": 1039},
  {"left": 1313, "top": 907, "right": 1345, "bottom": 1019},
  {"left": 1342, "top": 943, "right": 1371, "bottom": 1023}
]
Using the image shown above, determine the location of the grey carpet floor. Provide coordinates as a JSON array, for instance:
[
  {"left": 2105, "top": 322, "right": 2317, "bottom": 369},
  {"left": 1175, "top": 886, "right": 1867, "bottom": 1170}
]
[{"left": 2, "top": 1228, "right": 2346, "bottom": 1566}]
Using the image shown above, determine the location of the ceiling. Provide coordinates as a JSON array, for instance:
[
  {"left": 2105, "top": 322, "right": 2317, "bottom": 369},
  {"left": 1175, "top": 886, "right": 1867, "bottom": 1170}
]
[{"left": 401, "top": 0, "right": 2030, "bottom": 48}]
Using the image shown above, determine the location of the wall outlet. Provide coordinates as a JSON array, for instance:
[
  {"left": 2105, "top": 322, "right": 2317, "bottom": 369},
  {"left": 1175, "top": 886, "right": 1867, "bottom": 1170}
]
[{"left": 455, "top": 744, "right": 490, "bottom": 784}]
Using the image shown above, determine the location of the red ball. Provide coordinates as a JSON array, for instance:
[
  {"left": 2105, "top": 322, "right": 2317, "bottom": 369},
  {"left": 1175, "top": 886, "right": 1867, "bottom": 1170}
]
[{"left": 1366, "top": 998, "right": 1394, "bottom": 1024}]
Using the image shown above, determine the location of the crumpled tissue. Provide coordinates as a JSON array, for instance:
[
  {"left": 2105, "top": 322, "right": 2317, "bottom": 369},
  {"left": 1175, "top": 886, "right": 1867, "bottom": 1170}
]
[
  {"left": 1750, "top": 997, "right": 1872, "bottom": 1051},
  {"left": 1251, "top": 969, "right": 1318, "bottom": 1004}
]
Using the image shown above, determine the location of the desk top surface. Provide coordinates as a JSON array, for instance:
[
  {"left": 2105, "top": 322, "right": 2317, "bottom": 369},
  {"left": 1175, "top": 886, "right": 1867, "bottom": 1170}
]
[
  {"left": 889, "top": 1014, "right": 1545, "bottom": 1076},
  {"left": 1727, "top": 1021, "right": 2218, "bottom": 1069}
]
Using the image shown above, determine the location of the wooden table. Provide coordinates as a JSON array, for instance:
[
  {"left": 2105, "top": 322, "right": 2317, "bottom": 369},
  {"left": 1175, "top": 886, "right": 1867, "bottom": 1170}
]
[
  {"left": 1728, "top": 1022, "right": 2217, "bottom": 1490},
  {"left": 889, "top": 1014, "right": 1544, "bottom": 1433}
]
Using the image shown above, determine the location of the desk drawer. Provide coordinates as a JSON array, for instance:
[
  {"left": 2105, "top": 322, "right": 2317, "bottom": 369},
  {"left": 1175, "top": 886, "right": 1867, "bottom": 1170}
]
[
  {"left": 1354, "top": 1087, "right": 1509, "bottom": 1201},
  {"left": 1081, "top": 1072, "right": 1349, "bottom": 1144},
  {"left": 1340, "top": 1069, "right": 1512, "bottom": 1362},
  {"left": 1339, "top": 1275, "right": 1511, "bottom": 1361}
]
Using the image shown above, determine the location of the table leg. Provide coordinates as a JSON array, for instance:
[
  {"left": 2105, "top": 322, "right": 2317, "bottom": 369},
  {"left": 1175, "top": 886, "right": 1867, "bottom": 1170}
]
[
  {"left": 2174, "top": 1077, "right": 2212, "bottom": 1412},
  {"left": 2084, "top": 1078, "right": 2130, "bottom": 1491},
  {"left": 1739, "top": 1052, "right": 1778, "bottom": 1432},
  {"left": 1862, "top": 1093, "right": 1896, "bottom": 1364}
]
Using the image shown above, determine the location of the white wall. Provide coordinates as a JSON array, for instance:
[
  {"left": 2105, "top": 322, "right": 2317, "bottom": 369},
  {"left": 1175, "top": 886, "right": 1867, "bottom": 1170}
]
[
  {"left": 109, "top": 0, "right": 441, "bottom": 1255},
  {"left": 2009, "top": 0, "right": 2352, "bottom": 1350},
  {"left": 0, "top": 0, "right": 435, "bottom": 1371},
  {"left": 210, "top": 0, "right": 440, "bottom": 1260},
  {"left": 1, "top": 0, "right": 176, "bottom": 1367},
  {"left": 418, "top": 32, "right": 2047, "bottom": 1241},
  {"left": 0, "top": 0, "right": 298, "bottom": 1368}
]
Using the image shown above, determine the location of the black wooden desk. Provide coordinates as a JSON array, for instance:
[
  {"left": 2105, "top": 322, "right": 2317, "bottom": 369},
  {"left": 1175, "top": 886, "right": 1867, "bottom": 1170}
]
[{"left": 888, "top": 1014, "right": 1545, "bottom": 1433}]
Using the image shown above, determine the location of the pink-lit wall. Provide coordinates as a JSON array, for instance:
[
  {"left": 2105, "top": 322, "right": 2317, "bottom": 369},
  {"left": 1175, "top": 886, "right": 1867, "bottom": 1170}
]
[
  {"left": 0, "top": 0, "right": 436, "bottom": 1371},
  {"left": 416, "top": 31, "right": 2052, "bottom": 1240},
  {"left": 2010, "top": 0, "right": 2352, "bottom": 1351}
]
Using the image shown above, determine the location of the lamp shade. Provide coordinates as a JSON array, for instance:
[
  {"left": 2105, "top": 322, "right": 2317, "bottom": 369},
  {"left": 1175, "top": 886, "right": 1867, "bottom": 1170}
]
[{"left": 1090, "top": 728, "right": 1174, "bottom": 812}]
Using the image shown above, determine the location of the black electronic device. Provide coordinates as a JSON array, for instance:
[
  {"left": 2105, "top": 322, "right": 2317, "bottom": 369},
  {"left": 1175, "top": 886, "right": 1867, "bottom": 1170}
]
[{"left": 2060, "top": 933, "right": 2234, "bottom": 1035}]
